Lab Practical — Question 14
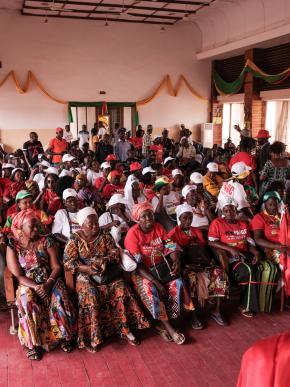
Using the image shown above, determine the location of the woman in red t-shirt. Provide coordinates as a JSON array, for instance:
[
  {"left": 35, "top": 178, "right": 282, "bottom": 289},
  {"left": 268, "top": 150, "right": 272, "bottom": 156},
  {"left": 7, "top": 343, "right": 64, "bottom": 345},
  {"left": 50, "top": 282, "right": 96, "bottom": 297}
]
[
  {"left": 40, "top": 173, "right": 62, "bottom": 216},
  {"left": 124, "top": 202, "right": 193, "bottom": 345},
  {"left": 251, "top": 191, "right": 284, "bottom": 311},
  {"left": 208, "top": 198, "right": 260, "bottom": 318},
  {"left": 168, "top": 203, "right": 229, "bottom": 327}
]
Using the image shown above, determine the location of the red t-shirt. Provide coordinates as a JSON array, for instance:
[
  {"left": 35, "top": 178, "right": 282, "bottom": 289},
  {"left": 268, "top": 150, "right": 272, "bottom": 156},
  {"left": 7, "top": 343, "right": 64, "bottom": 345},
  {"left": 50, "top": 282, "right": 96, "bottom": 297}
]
[
  {"left": 150, "top": 144, "right": 164, "bottom": 162},
  {"left": 168, "top": 225, "right": 205, "bottom": 248},
  {"left": 102, "top": 183, "right": 125, "bottom": 200},
  {"left": 208, "top": 217, "right": 250, "bottom": 252},
  {"left": 124, "top": 222, "right": 175, "bottom": 268},
  {"left": 0, "top": 178, "right": 11, "bottom": 197},
  {"left": 42, "top": 189, "right": 63, "bottom": 216},
  {"left": 129, "top": 137, "right": 143, "bottom": 150},
  {"left": 95, "top": 176, "right": 106, "bottom": 190},
  {"left": 48, "top": 138, "right": 68, "bottom": 163},
  {"left": 250, "top": 213, "right": 280, "bottom": 244}
]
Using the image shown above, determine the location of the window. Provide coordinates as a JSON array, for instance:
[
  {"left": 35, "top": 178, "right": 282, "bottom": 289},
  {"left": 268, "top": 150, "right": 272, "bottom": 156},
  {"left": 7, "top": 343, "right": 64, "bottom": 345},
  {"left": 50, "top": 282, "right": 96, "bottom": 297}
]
[
  {"left": 222, "top": 103, "right": 244, "bottom": 146},
  {"left": 265, "top": 100, "right": 290, "bottom": 146}
]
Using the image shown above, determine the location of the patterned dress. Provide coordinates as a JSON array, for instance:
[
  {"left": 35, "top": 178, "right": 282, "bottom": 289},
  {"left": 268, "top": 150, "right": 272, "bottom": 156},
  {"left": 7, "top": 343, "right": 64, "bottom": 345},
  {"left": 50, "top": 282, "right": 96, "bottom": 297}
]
[
  {"left": 261, "top": 160, "right": 290, "bottom": 194},
  {"left": 64, "top": 232, "right": 149, "bottom": 350},
  {"left": 10, "top": 236, "right": 76, "bottom": 351}
]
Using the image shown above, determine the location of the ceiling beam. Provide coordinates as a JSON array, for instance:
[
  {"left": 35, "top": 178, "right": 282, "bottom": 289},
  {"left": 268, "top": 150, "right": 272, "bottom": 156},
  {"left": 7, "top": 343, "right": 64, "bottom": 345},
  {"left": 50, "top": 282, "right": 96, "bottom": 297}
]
[
  {"left": 24, "top": 0, "right": 210, "bottom": 7},
  {"left": 21, "top": 10, "right": 175, "bottom": 24},
  {"left": 23, "top": 1, "right": 197, "bottom": 13}
]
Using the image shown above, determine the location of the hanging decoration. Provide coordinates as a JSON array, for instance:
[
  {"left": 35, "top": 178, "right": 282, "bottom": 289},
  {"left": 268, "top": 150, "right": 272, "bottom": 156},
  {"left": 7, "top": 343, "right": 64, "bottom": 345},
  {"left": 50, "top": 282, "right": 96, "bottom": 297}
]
[
  {"left": 0, "top": 71, "right": 207, "bottom": 124},
  {"left": 214, "top": 59, "right": 290, "bottom": 96},
  {"left": 0, "top": 70, "right": 67, "bottom": 104},
  {"left": 136, "top": 74, "right": 208, "bottom": 106}
]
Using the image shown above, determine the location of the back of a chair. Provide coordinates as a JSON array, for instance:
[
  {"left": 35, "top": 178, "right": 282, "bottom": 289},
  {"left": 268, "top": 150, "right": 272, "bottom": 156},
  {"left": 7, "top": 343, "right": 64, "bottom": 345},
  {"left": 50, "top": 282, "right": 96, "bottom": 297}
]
[{"left": 4, "top": 267, "right": 15, "bottom": 305}]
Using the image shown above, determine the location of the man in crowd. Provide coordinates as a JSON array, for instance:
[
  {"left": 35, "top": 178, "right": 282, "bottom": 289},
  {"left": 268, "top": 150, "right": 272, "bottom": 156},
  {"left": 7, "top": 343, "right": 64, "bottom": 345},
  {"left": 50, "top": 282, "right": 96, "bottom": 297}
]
[{"left": 23, "top": 132, "right": 44, "bottom": 168}]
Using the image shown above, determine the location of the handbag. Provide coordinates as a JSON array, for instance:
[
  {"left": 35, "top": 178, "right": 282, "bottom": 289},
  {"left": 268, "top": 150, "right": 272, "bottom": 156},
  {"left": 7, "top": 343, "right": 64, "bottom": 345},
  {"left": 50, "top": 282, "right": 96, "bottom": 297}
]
[
  {"left": 182, "top": 245, "right": 211, "bottom": 269},
  {"left": 90, "top": 261, "right": 122, "bottom": 285},
  {"left": 149, "top": 251, "right": 177, "bottom": 284}
]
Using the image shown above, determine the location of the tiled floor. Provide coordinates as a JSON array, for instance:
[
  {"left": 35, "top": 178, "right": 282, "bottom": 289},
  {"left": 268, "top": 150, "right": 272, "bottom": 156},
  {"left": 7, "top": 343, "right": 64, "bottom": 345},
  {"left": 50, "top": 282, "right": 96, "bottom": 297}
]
[{"left": 0, "top": 298, "right": 289, "bottom": 387}]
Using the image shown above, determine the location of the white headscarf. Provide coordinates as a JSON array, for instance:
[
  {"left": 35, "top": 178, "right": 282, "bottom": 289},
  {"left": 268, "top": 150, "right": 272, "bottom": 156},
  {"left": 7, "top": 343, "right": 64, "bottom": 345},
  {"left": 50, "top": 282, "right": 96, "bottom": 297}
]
[
  {"left": 181, "top": 184, "right": 197, "bottom": 199},
  {"left": 77, "top": 207, "right": 97, "bottom": 226},
  {"left": 124, "top": 177, "right": 146, "bottom": 213},
  {"left": 175, "top": 203, "right": 193, "bottom": 225},
  {"left": 220, "top": 197, "right": 238, "bottom": 210}
]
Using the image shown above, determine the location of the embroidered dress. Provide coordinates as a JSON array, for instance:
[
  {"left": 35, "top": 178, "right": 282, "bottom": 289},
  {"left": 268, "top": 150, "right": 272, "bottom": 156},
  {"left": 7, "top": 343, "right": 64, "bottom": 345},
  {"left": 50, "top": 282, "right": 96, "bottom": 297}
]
[
  {"left": 261, "top": 160, "right": 290, "bottom": 194},
  {"left": 64, "top": 232, "right": 148, "bottom": 350},
  {"left": 10, "top": 236, "right": 76, "bottom": 351}
]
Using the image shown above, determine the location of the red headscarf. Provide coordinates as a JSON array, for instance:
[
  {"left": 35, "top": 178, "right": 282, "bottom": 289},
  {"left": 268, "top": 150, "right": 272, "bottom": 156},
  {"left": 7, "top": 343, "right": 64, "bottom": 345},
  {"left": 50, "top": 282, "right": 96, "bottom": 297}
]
[
  {"left": 11, "top": 209, "right": 39, "bottom": 239},
  {"left": 132, "top": 202, "right": 153, "bottom": 222}
]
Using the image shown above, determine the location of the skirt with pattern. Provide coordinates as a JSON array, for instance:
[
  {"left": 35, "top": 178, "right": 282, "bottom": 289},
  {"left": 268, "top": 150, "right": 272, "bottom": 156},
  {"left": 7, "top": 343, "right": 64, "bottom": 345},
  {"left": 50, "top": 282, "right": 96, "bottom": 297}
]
[
  {"left": 132, "top": 273, "right": 194, "bottom": 321},
  {"left": 75, "top": 277, "right": 149, "bottom": 350},
  {"left": 16, "top": 278, "right": 77, "bottom": 351}
]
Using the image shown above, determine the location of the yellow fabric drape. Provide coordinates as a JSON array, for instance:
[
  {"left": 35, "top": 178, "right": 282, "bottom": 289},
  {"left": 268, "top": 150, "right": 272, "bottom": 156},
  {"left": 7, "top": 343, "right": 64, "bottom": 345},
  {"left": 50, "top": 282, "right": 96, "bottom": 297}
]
[
  {"left": 136, "top": 74, "right": 208, "bottom": 106},
  {"left": 0, "top": 70, "right": 67, "bottom": 104}
]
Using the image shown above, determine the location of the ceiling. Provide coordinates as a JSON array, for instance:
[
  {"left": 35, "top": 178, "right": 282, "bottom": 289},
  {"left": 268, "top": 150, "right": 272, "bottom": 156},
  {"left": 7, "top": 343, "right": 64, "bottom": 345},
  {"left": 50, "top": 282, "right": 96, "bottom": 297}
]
[{"left": 19, "top": 0, "right": 213, "bottom": 25}]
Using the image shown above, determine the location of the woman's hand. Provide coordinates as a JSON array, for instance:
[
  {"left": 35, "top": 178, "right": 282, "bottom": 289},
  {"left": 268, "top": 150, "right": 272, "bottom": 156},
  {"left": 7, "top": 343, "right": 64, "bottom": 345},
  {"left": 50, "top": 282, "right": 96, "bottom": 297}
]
[
  {"left": 252, "top": 252, "right": 261, "bottom": 265},
  {"left": 170, "top": 260, "right": 180, "bottom": 276},
  {"left": 152, "top": 279, "right": 166, "bottom": 298},
  {"left": 35, "top": 283, "right": 51, "bottom": 299},
  {"left": 228, "top": 247, "right": 241, "bottom": 260}
]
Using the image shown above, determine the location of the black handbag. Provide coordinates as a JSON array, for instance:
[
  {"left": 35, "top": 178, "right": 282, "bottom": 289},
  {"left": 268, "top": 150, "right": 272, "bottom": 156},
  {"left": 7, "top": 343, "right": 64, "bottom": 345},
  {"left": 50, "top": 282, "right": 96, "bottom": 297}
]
[
  {"left": 182, "top": 245, "right": 211, "bottom": 269},
  {"left": 90, "top": 262, "right": 122, "bottom": 285},
  {"left": 149, "top": 251, "right": 177, "bottom": 284}
]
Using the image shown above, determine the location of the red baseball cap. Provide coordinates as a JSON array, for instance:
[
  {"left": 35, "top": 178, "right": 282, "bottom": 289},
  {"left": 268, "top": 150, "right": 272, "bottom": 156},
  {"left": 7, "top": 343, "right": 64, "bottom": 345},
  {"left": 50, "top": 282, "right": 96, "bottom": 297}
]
[
  {"left": 105, "top": 154, "right": 117, "bottom": 161},
  {"left": 256, "top": 129, "right": 271, "bottom": 139},
  {"left": 56, "top": 127, "right": 63, "bottom": 133},
  {"left": 130, "top": 162, "right": 142, "bottom": 172},
  {"left": 110, "top": 170, "right": 122, "bottom": 178}
]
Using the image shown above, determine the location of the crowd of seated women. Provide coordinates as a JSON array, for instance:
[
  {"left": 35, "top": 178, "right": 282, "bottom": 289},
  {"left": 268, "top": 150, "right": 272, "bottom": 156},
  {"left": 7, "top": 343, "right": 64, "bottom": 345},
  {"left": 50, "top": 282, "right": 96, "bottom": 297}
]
[{"left": 0, "top": 123, "right": 289, "bottom": 361}]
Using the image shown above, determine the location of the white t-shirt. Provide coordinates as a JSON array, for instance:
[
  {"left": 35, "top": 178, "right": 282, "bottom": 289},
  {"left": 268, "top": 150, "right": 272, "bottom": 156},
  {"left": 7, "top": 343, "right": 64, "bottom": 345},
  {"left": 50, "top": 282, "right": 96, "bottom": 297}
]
[
  {"left": 217, "top": 180, "right": 250, "bottom": 211},
  {"left": 98, "top": 127, "right": 106, "bottom": 137},
  {"left": 52, "top": 209, "right": 80, "bottom": 239},
  {"left": 152, "top": 191, "right": 180, "bottom": 216},
  {"left": 78, "top": 131, "right": 90, "bottom": 150},
  {"left": 98, "top": 212, "right": 129, "bottom": 244},
  {"left": 59, "top": 169, "right": 71, "bottom": 178},
  {"left": 64, "top": 131, "right": 73, "bottom": 143},
  {"left": 87, "top": 169, "right": 102, "bottom": 186}
]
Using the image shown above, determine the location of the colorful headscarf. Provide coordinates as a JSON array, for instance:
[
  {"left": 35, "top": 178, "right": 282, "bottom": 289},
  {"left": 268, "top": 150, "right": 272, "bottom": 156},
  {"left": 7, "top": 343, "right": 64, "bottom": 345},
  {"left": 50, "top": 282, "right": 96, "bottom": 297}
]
[
  {"left": 132, "top": 202, "right": 153, "bottom": 222},
  {"left": 262, "top": 191, "right": 282, "bottom": 203},
  {"left": 154, "top": 176, "right": 172, "bottom": 191},
  {"left": 11, "top": 209, "right": 39, "bottom": 239}
]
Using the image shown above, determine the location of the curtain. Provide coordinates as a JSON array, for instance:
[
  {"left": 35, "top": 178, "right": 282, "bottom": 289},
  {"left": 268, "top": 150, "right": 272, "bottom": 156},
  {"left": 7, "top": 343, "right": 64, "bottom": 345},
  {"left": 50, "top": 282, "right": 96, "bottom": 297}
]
[
  {"left": 222, "top": 103, "right": 244, "bottom": 146},
  {"left": 266, "top": 100, "right": 290, "bottom": 146}
]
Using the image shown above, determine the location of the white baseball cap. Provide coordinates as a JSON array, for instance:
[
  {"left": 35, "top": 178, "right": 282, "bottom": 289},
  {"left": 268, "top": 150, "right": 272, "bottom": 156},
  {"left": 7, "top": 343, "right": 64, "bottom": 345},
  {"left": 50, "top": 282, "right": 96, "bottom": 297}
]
[
  {"left": 207, "top": 162, "right": 219, "bottom": 173},
  {"left": 190, "top": 172, "right": 203, "bottom": 184},
  {"left": 107, "top": 194, "right": 127, "bottom": 208},
  {"left": 62, "top": 154, "right": 75, "bottom": 163},
  {"left": 231, "top": 162, "right": 251, "bottom": 178},
  {"left": 172, "top": 169, "right": 183, "bottom": 178},
  {"left": 142, "top": 166, "right": 156, "bottom": 175},
  {"left": 40, "top": 160, "right": 50, "bottom": 168},
  {"left": 63, "top": 188, "right": 78, "bottom": 200},
  {"left": 2, "top": 163, "right": 15, "bottom": 169},
  {"left": 45, "top": 167, "right": 59, "bottom": 176},
  {"left": 100, "top": 162, "right": 111, "bottom": 170},
  {"left": 163, "top": 157, "right": 175, "bottom": 166}
]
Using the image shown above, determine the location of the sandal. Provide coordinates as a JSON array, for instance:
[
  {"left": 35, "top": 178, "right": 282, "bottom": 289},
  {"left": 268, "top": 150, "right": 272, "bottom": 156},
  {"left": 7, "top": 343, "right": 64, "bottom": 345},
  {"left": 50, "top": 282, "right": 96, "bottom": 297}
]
[
  {"left": 120, "top": 333, "right": 140, "bottom": 347},
  {"left": 171, "top": 331, "right": 186, "bottom": 345},
  {"left": 210, "top": 313, "right": 227, "bottom": 326},
  {"left": 155, "top": 326, "right": 173, "bottom": 342},
  {"left": 24, "top": 346, "right": 41, "bottom": 361},
  {"left": 61, "top": 341, "right": 74, "bottom": 353},
  {"left": 86, "top": 345, "right": 98, "bottom": 353},
  {"left": 191, "top": 319, "right": 203, "bottom": 330},
  {"left": 239, "top": 307, "right": 254, "bottom": 318}
]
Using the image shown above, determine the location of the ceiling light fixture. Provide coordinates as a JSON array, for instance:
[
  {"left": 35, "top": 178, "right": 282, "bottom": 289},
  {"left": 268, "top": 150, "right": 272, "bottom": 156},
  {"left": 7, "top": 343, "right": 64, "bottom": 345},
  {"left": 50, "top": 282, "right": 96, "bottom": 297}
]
[{"left": 160, "top": 25, "right": 166, "bottom": 32}]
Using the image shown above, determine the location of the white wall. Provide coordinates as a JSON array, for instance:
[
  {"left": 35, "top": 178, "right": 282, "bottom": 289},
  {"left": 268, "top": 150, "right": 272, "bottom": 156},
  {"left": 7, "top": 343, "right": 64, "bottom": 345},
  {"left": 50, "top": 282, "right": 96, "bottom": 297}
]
[
  {"left": 194, "top": 0, "right": 290, "bottom": 59},
  {"left": 0, "top": 11, "right": 211, "bottom": 150}
]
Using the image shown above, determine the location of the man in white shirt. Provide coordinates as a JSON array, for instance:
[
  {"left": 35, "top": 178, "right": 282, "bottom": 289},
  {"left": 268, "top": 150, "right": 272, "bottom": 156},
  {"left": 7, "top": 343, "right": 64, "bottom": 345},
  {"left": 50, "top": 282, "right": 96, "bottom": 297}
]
[
  {"left": 64, "top": 124, "right": 73, "bottom": 143},
  {"left": 115, "top": 128, "right": 132, "bottom": 162},
  {"left": 78, "top": 125, "right": 90, "bottom": 151}
]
